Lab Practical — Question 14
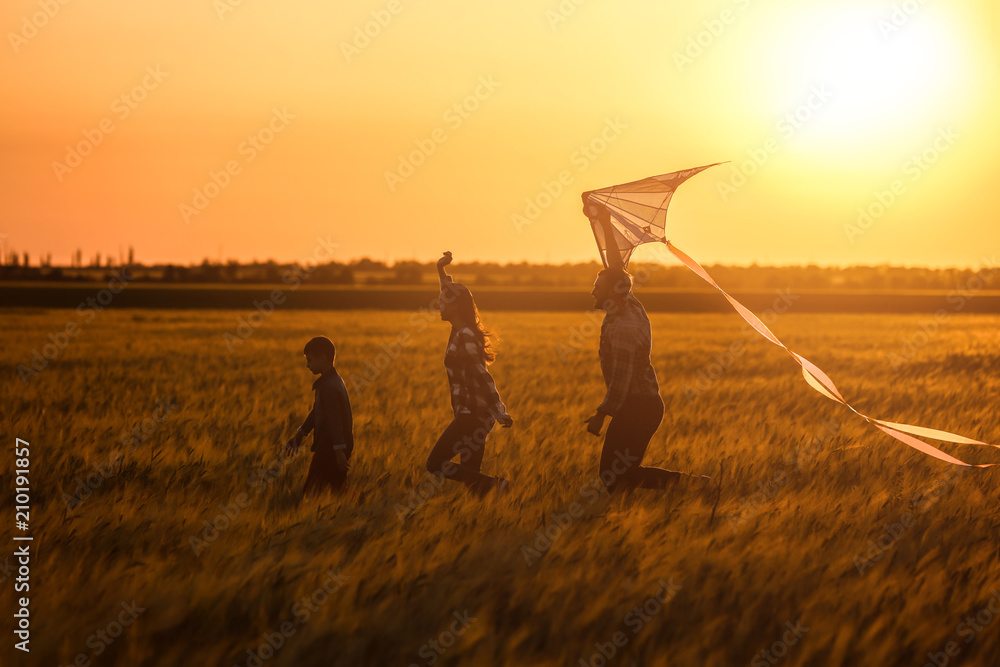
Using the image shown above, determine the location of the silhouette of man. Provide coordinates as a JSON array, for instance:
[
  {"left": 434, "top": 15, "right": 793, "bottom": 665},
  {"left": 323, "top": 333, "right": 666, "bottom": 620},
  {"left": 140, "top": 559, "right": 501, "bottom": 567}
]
[{"left": 583, "top": 201, "right": 712, "bottom": 494}]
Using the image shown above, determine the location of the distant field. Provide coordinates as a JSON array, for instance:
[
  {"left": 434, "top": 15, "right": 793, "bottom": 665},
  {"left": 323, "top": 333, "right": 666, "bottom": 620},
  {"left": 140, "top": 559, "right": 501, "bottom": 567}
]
[
  {"left": 1, "top": 309, "right": 999, "bottom": 666},
  {"left": 2, "top": 282, "right": 1000, "bottom": 312}
]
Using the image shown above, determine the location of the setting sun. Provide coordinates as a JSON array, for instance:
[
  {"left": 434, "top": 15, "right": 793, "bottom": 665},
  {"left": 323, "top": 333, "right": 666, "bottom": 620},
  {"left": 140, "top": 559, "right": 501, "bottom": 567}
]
[{"left": 762, "top": 4, "right": 979, "bottom": 151}]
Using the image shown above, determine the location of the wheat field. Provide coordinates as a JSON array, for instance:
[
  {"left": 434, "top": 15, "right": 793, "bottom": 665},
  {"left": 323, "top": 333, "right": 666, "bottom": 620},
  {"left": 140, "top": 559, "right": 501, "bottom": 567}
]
[{"left": 1, "top": 306, "right": 999, "bottom": 667}]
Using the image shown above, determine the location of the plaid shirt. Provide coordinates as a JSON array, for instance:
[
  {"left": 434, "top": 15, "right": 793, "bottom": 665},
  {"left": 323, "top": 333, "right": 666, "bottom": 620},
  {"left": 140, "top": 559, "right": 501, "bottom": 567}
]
[
  {"left": 598, "top": 293, "right": 660, "bottom": 416},
  {"left": 444, "top": 326, "right": 507, "bottom": 421}
]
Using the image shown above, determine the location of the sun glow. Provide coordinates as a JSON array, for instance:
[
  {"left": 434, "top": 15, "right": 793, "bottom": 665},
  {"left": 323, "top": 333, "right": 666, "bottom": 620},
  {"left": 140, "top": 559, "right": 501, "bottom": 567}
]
[
  {"left": 764, "top": 4, "right": 978, "bottom": 153},
  {"left": 2, "top": 0, "right": 997, "bottom": 266}
]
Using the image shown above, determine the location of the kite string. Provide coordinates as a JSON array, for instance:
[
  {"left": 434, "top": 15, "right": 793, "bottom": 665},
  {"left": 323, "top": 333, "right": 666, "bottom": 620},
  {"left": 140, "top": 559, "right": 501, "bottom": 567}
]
[{"left": 664, "top": 241, "right": 997, "bottom": 468}]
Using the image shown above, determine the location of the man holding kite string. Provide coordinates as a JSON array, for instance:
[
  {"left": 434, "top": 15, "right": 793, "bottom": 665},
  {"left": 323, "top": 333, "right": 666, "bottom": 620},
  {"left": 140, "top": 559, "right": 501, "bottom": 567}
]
[
  {"left": 583, "top": 200, "right": 715, "bottom": 495},
  {"left": 581, "top": 162, "right": 997, "bottom": 472}
]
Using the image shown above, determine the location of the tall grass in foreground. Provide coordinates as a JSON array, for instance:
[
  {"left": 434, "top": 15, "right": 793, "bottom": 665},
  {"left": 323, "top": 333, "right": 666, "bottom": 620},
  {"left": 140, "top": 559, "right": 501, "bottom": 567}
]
[{"left": 1, "top": 309, "right": 998, "bottom": 666}]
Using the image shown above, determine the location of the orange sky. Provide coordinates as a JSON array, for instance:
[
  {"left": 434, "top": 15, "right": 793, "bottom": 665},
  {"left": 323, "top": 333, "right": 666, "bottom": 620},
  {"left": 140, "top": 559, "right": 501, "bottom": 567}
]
[{"left": 2, "top": 0, "right": 998, "bottom": 267}]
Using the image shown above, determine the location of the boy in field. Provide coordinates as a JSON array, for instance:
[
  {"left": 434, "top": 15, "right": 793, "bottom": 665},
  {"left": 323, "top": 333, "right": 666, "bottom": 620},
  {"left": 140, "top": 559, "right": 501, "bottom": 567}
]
[{"left": 284, "top": 336, "right": 353, "bottom": 495}]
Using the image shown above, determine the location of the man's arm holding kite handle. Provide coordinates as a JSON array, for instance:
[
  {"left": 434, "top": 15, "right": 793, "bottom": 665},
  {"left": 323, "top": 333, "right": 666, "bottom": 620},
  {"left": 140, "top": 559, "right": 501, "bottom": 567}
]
[
  {"left": 600, "top": 214, "right": 624, "bottom": 270},
  {"left": 582, "top": 192, "right": 623, "bottom": 270}
]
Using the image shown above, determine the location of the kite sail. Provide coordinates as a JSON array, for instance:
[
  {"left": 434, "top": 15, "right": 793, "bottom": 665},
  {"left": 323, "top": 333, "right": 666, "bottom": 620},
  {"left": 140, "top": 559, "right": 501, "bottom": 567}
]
[
  {"left": 581, "top": 164, "right": 998, "bottom": 468},
  {"left": 582, "top": 162, "right": 724, "bottom": 268}
]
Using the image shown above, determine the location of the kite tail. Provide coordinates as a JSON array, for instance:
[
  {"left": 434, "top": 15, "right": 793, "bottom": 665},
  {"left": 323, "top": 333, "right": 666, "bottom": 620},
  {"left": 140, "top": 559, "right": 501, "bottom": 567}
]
[{"left": 665, "top": 241, "right": 998, "bottom": 468}]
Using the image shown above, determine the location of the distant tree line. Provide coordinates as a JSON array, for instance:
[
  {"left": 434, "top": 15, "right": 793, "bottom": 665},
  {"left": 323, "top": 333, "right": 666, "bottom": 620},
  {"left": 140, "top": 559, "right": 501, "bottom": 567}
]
[{"left": 0, "top": 253, "right": 995, "bottom": 291}]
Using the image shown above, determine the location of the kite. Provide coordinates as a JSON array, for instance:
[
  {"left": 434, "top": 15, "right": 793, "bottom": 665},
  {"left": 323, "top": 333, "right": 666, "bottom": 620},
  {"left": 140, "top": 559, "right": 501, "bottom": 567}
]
[
  {"left": 581, "top": 164, "right": 998, "bottom": 468},
  {"left": 582, "top": 162, "right": 725, "bottom": 269}
]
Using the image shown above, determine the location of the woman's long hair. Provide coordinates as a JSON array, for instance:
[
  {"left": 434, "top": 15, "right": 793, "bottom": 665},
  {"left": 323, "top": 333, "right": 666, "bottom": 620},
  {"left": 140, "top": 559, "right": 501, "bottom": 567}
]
[{"left": 445, "top": 282, "right": 497, "bottom": 364}]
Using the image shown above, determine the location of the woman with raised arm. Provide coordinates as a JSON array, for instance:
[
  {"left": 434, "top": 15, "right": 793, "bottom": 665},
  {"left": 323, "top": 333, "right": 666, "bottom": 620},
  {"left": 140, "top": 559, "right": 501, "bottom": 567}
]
[{"left": 426, "top": 251, "right": 513, "bottom": 495}]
